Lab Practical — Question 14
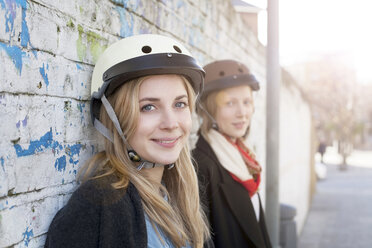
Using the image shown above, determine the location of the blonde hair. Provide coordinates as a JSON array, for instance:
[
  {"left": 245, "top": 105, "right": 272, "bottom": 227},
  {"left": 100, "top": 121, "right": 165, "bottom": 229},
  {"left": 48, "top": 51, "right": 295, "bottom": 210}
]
[
  {"left": 81, "top": 75, "right": 210, "bottom": 248},
  {"left": 197, "top": 90, "right": 220, "bottom": 138}
]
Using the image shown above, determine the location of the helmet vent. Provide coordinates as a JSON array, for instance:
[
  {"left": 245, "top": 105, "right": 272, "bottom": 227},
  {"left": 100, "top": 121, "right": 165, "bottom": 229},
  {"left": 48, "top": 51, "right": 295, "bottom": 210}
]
[
  {"left": 219, "top": 71, "right": 225, "bottom": 77},
  {"left": 141, "top": 46, "right": 152, "bottom": 54},
  {"left": 173, "top": 45, "right": 182, "bottom": 53},
  {"left": 238, "top": 68, "right": 244, "bottom": 73}
]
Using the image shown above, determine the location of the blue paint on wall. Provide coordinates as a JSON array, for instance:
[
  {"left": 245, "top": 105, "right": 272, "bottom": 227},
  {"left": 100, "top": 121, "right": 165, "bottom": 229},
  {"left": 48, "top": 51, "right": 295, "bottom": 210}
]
[
  {"left": 16, "top": 115, "right": 28, "bottom": 128},
  {"left": 0, "top": 157, "right": 4, "bottom": 171},
  {"left": 54, "top": 155, "right": 66, "bottom": 172},
  {"left": 39, "top": 63, "right": 50, "bottom": 87},
  {"left": 1, "top": 0, "right": 16, "bottom": 34},
  {"left": 13, "top": 128, "right": 86, "bottom": 171},
  {"left": 0, "top": 0, "right": 34, "bottom": 75},
  {"left": 20, "top": 7, "right": 31, "bottom": 48},
  {"left": 22, "top": 227, "right": 34, "bottom": 247},
  {"left": 76, "top": 63, "right": 82, "bottom": 70},
  {"left": 67, "top": 143, "right": 82, "bottom": 165},
  {"left": 0, "top": 0, "right": 31, "bottom": 46},
  {"left": 13, "top": 128, "right": 56, "bottom": 157},
  {"left": 116, "top": 6, "right": 133, "bottom": 37},
  {"left": 0, "top": 42, "right": 26, "bottom": 74},
  {"left": 15, "top": 0, "right": 27, "bottom": 8},
  {"left": 22, "top": 115, "right": 28, "bottom": 126},
  {"left": 77, "top": 103, "right": 85, "bottom": 113},
  {"left": 77, "top": 103, "right": 86, "bottom": 123}
]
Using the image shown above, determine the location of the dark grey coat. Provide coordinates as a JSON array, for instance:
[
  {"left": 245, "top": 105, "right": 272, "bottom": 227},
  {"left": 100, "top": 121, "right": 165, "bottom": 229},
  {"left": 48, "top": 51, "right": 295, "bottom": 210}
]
[
  {"left": 193, "top": 135, "right": 272, "bottom": 248},
  {"left": 44, "top": 176, "right": 147, "bottom": 248}
]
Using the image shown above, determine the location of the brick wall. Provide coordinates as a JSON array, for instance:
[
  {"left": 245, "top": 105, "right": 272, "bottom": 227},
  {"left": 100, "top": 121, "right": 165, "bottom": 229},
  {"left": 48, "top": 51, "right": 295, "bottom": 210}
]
[{"left": 0, "top": 0, "right": 266, "bottom": 247}]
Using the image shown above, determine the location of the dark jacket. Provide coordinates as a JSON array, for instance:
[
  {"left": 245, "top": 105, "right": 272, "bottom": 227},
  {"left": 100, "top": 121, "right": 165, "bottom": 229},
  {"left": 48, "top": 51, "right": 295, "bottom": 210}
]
[
  {"left": 193, "top": 135, "right": 272, "bottom": 248},
  {"left": 45, "top": 176, "right": 147, "bottom": 248}
]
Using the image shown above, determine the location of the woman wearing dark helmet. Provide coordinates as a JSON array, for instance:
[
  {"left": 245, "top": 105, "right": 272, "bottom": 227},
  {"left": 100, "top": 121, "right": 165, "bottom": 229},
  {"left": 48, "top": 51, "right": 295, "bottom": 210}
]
[
  {"left": 193, "top": 60, "right": 272, "bottom": 248},
  {"left": 45, "top": 34, "right": 211, "bottom": 248}
]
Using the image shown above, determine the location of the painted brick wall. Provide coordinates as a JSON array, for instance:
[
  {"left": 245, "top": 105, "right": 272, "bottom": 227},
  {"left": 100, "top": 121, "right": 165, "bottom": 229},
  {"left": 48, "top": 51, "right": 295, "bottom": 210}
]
[
  {"left": 279, "top": 70, "right": 315, "bottom": 234},
  {"left": 0, "top": 0, "right": 267, "bottom": 247}
]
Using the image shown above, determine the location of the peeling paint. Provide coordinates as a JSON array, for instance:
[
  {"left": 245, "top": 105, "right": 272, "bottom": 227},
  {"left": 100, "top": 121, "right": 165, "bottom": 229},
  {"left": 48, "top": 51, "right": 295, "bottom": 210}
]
[
  {"left": 39, "top": 63, "right": 50, "bottom": 87},
  {"left": 0, "top": 156, "right": 4, "bottom": 171},
  {"left": 66, "top": 143, "right": 82, "bottom": 165},
  {"left": 22, "top": 227, "right": 34, "bottom": 247},
  {"left": 54, "top": 155, "right": 66, "bottom": 171},
  {"left": 14, "top": 128, "right": 54, "bottom": 157},
  {"left": 13, "top": 128, "right": 86, "bottom": 171},
  {"left": 20, "top": 4, "right": 31, "bottom": 48},
  {"left": 116, "top": 7, "right": 134, "bottom": 37},
  {"left": 16, "top": 115, "right": 28, "bottom": 128},
  {"left": 77, "top": 102, "right": 86, "bottom": 123},
  {"left": 22, "top": 115, "right": 28, "bottom": 126},
  {"left": 0, "top": 42, "right": 26, "bottom": 74},
  {"left": 76, "top": 63, "right": 82, "bottom": 70},
  {"left": 77, "top": 102, "right": 85, "bottom": 113},
  {"left": 0, "top": 0, "right": 31, "bottom": 47},
  {"left": 1, "top": 0, "right": 16, "bottom": 34},
  {"left": 13, "top": 128, "right": 63, "bottom": 157}
]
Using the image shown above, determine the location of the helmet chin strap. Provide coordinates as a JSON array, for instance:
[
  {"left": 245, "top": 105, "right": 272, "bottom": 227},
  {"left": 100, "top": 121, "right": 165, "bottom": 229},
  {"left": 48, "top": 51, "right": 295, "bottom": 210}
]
[
  {"left": 96, "top": 94, "right": 175, "bottom": 171},
  {"left": 197, "top": 102, "right": 219, "bottom": 131}
]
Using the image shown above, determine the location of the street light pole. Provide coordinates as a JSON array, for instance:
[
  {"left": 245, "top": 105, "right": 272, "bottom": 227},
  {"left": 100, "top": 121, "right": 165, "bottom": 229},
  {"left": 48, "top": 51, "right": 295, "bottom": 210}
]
[{"left": 266, "top": 0, "right": 280, "bottom": 247}]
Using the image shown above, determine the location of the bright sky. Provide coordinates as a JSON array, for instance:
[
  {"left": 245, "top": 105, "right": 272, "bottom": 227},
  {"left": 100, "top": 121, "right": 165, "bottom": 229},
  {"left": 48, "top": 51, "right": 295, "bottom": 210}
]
[{"left": 251, "top": 0, "right": 372, "bottom": 84}]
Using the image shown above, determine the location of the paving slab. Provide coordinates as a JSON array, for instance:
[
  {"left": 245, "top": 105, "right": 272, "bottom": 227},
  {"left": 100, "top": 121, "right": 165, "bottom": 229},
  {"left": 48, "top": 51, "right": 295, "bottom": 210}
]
[{"left": 299, "top": 160, "right": 372, "bottom": 248}]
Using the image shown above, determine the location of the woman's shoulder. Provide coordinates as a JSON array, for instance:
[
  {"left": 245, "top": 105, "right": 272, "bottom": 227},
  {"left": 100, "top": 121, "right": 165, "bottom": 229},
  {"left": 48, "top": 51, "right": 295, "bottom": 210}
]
[
  {"left": 70, "top": 175, "right": 139, "bottom": 208},
  {"left": 45, "top": 176, "right": 144, "bottom": 247},
  {"left": 193, "top": 136, "right": 220, "bottom": 176}
]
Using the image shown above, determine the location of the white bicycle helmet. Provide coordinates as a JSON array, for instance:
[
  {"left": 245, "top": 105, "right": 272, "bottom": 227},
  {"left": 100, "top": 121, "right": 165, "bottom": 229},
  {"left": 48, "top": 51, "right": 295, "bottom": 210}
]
[{"left": 90, "top": 34, "right": 205, "bottom": 170}]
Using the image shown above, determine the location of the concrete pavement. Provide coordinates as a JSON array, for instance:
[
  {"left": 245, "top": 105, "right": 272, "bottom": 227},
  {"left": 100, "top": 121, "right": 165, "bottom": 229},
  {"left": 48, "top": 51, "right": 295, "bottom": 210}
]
[{"left": 298, "top": 152, "right": 372, "bottom": 248}]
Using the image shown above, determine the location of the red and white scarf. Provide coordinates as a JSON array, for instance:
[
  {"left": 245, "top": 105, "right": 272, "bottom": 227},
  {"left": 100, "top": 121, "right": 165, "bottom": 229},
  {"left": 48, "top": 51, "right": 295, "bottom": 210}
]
[{"left": 205, "top": 129, "right": 261, "bottom": 197}]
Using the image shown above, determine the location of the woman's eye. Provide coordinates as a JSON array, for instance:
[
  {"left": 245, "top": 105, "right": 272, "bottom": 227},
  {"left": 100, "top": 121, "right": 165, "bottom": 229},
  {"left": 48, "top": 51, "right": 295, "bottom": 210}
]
[
  {"left": 226, "top": 101, "right": 234, "bottom": 106},
  {"left": 141, "top": 104, "right": 155, "bottom": 112},
  {"left": 175, "top": 102, "right": 188, "bottom": 108}
]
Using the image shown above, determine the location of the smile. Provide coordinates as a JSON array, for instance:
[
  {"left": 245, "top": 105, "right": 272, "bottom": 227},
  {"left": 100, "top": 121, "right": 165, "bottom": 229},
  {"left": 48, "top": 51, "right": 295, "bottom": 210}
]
[
  {"left": 232, "top": 122, "right": 246, "bottom": 129},
  {"left": 152, "top": 137, "right": 181, "bottom": 147}
]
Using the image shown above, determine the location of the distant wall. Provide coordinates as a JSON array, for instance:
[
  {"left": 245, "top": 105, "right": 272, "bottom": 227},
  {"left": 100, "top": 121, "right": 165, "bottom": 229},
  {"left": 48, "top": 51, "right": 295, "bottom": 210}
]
[
  {"left": 0, "top": 0, "right": 266, "bottom": 247},
  {"left": 279, "top": 70, "right": 315, "bottom": 233}
]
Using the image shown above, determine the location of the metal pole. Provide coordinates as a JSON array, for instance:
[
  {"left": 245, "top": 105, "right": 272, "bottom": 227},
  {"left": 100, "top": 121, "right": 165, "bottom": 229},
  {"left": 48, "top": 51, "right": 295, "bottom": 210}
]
[{"left": 266, "top": 0, "right": 280, "bottom": 247}]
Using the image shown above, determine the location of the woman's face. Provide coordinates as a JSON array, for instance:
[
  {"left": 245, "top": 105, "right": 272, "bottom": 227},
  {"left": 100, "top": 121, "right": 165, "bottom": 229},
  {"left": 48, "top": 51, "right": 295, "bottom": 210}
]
[
  {"left": 214, "top": 85, "right": 254, "bottom": 140},
  {"left": 128, "top": 75, "right": 192, "bottom": 165}
]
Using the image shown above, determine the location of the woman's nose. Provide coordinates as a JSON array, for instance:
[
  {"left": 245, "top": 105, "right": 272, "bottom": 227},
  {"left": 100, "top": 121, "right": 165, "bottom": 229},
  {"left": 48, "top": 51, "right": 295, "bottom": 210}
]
[
  {"left": 236, "top": 103, "right": 245, "bottom": 116},
  {"left": 159, "top": 109, "right": 179, "bottom": 130}
]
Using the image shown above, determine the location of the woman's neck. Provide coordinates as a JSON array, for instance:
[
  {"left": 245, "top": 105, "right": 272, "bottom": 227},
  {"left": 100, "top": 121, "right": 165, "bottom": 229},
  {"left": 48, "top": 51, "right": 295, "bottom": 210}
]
[{"left": 141, "top": 166, "right": 165, "bottom": 191}]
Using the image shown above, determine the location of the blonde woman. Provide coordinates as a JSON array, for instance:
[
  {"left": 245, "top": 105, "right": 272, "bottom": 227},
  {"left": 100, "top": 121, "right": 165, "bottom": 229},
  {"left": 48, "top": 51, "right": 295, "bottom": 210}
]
[
  {"left": 45, "top": 34, "right": 210, "bottom": 248},
  {"left": 193, "top": 60, "right": 271, "bottom": 248}
]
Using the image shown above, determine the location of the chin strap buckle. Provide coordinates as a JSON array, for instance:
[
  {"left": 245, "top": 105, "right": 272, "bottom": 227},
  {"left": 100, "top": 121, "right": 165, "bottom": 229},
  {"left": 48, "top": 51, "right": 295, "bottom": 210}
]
[{"left": 136, "top": 162, "right": 175, "bottom": 171}]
